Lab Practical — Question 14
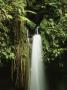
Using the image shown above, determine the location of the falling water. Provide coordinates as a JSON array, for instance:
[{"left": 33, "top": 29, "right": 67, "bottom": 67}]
[{"left": 28, "top": 28, "right": 47, "bottom": 90}]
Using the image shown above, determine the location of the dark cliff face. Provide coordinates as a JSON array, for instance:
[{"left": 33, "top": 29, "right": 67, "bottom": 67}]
[
  {"left": 0, "top": 60, "right": 16, "bottom": 90},
  {"left": 45, "top": 51, "right": 67, "bottom": 90}
]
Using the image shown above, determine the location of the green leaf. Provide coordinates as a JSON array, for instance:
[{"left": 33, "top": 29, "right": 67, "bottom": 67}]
[
  {"left": 7, "top": 15, "right": 13, "bottom": 19},
  {"left": 25, "top": 10, "right": 37, "bottom": 14}
]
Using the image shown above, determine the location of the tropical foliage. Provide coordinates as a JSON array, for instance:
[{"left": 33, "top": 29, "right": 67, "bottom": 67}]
[
  {"left": 0, "top": 0, "right": 26, "bottom": 60},
  {"left": 0, "top": 0, "right": 67, "bottom": 61},
  {"left": 0, "top": 0, "right": 67, "bottom": 89},
  {"left": 26, "top": 0, "right": 67, "bottom": 61}
]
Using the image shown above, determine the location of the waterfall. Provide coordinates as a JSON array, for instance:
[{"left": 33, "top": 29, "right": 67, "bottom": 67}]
[{"left": 28, "top": 32, "right": 47, "bottom": 90}]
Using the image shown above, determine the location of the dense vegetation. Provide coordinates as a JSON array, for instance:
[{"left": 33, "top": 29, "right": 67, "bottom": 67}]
[
  {"left": 26, "top": 0, "right": 67, "bottom": 61},
  {"left": 0, "top": 0, "right": 67, "bottom": 61},
  {"left": 0, "top": 0, "right": 67, "bottom": 89}
]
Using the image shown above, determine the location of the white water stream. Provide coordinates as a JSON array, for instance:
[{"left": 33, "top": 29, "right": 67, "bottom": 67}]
[{"left": 28, "top": 34, "right": 47, "bottom": 90}]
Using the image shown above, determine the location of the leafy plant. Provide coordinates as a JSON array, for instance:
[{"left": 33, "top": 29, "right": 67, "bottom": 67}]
[{"left": 41, "top": 15, "right": 67, "bottom": 62}]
